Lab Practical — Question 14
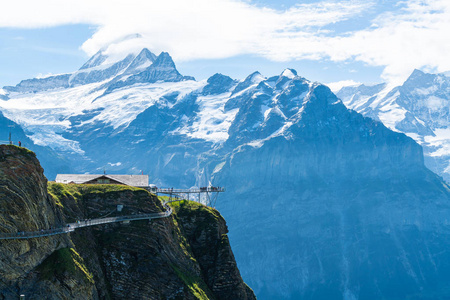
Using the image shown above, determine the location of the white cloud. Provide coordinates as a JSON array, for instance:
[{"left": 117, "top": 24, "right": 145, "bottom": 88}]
[
  {"left": 329, "top": 0, "right": 450, "bottom": 84},
  {"left": 0, "top": 0, "right": 371, "bottom": 57},
  {"left": 1, "top": 0, "right": 450, "bottom": 84},
  {"left": 325, "top": 80, "right": 361, "bottom": 93}
]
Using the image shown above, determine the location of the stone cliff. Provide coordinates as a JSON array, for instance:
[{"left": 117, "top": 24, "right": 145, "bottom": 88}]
[{"left": 0, "top": 145, "right": 255, "bottom": 300}]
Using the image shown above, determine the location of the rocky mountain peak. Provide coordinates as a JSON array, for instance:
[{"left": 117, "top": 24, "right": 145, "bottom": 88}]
[
  {"left": 408, "top": 68, "right": 426, "bottom": 79},
  {"left": 79, "top": 50, "right": 108, "bottom": 70},
  {"left": 401, "top": 69, "right": 443, "bottom": 90},
  {"left": 202, "top": 73, "right": 235, "bottom": 95},
  {"left": 123, "top": 48, "right": 157, "bottom": 75},
  {"left": 231, "top": 71, "right": 265, "bottom": 95},
  {"left": 152, "top": 51, "right": 176, "bottom": 68},
  {"left": 275, "top": 68, "right": 299, "bottom": 89},
  {"left": 280, "top": 68, "right": 297, "bottom": 79}
]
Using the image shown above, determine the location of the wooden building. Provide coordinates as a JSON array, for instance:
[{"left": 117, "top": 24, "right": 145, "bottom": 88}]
[{"left": 55, "top": 174, "right": 149, "bottom": 188}]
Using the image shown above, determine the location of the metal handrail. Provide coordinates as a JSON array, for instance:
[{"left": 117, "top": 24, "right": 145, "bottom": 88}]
[
  {"left": 152, "top": 187, "right": 225, "bottom": 193},
  {"left": 0, "top": 204, "right": 173, "bottom": 240}
]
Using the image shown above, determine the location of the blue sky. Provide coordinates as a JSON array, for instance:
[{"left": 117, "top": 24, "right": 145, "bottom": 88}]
[{"left": 1, "top": 0, "right": 449, "bottom": 90}]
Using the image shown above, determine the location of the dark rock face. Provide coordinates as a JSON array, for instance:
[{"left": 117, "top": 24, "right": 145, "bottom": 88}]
[
  {"left": 0, "top": 145, "right": 81, "bottom": 298},
  {"left": 208, "top": 84, "right": 450, "bottom": 299},
  {"left": 173, "top": 201, "right": 256, "bottom": 300},
  {"left": 122, "top": 48, "right": 157, "bottom": 75},
  {"left": 0, "top": 146, "right": 254, "bottom": 299},
  {"left": 202, "top": 74, "right": 236, "bottom": 95},
  {"left": 3, "top": 74, "right": 71, "bottom": 93},
  {"left": 79, "top": 50, "right": 108, "bottom": 70},
  {"left": 106, "top": 52, "right": 192, "bottom": 93},
  {"left": 70, "top": 54, "right": 135, "bottom": 87}
]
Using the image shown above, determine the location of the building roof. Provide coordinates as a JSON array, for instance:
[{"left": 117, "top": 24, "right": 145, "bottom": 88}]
[{"left": 55, "top": 174, "right": 149, "bottom": 187}]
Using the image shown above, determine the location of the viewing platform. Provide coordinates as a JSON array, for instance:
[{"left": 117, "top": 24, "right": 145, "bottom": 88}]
[{"left": 148, "top": 186, "right": 225, "bottom": 207}]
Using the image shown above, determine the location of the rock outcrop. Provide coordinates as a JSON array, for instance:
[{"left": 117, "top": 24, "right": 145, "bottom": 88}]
[
  {"left": 0, "top": 145, "right": 74, "bottom": 298},
  {"left": 0, "top": 145, "right": 254, "bottom": 299}
]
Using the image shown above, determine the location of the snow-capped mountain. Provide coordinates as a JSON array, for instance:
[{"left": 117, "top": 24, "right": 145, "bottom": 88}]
[
  {"left": 0, "top": 89, "right": 7, "bottom": 100},
  {"left": 2, "top": 50, "right": 450, "bottom": 299},
  {"left": 337, "top": 69, "right": 450, "bottom": 182},
  {"left": 0, "top": 111, "right": 69, "bottom": 178}
]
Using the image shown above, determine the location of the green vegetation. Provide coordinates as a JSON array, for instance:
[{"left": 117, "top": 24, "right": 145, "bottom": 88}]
[
  {"left": 48, "top": 182, "right": 143, "bottom": 196},
  {"left": 170, "top": 213, "right": 198, "bottom": 265},
  {"left": 73, "top": 183, "right": 142, "bottom": 194},
  {"left": 48, "top": 182, "right": 152, "bottom": 212},
  {"left": 168, "top": 200, "right": 218, "bottom": 216},
  {"left": 169, "top": 200, "right": 221, "bottom": 233},
  {"left": 36, "top": 247, "right": 94, "bottom": 284},
  {"left": 47, "top": 183, "right": 82, "bottom": 207},
  {"left": 0, "top": 144, "right": 35, "bottom": 157},
  {"left": 171, "top": 264, "right": 215, "bottom": 300}
]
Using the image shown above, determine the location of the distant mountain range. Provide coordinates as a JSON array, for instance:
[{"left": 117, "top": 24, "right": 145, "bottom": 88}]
[
  {"left": 337, "top": 69, "right": 450, "bottom": 183},
  {"left": 2, "top": 49, "right": 450, "bottom": 299}
]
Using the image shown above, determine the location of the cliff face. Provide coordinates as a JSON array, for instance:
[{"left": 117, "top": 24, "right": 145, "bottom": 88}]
[
  {"left": 0, "top": 145, "right": 71, "bottom": 298},
  {"left": 0, "top": 145, "right": 254, "bottom": 300},
  {"left": 171, "top": 201, "right": 255, "bottom": 300},
  {"left": 207, "top": 85, "right": 450, "bottom": 299}
]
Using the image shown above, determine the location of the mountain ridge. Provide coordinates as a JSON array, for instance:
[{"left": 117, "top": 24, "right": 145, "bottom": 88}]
[
  {"left": 2, "top": 49, "right": 450, "bottom": 299},
  {"left": 337, "top": 69, "right": 450, "bottom": 183},
  {"left": 0, "top": 145, "right": 255, "bottom": 299}
]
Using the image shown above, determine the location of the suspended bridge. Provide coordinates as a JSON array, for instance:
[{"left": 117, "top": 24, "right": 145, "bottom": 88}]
[
  {"left": 0, "top": 204, "right": 172, "bottom": 240},
  {"left": 0, "top": 186, "right": 225, "bottom": 241}
]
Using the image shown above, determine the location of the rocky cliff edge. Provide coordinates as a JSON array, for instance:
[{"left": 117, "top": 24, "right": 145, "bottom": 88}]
[{"left": 0, "top": 145, "right": 255, "bottom": 300}]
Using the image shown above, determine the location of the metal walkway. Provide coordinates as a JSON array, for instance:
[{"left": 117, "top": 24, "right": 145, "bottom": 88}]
[
  {"left": 0, "top": 204, "right": 173, "bottom": 240},
  {"left": 151, "top": 187, "right": 225, "bottom": 207}
]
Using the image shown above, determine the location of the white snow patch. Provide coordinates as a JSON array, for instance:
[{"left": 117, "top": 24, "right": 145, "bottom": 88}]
[
  {"left": 133, "top": 60, "right": 152, "bottom": 71},
  {"left": 264, "top": 106, "right": 287, "bottom": 121},
  {"left": 262, "top": 105, "right": 271, "bottom": 120},
  {"left": 174, "top": 92, "right": 239, "bottom": 143},
  {"left": 413, "top": 86, "right": 438, "bottom": 96},
  {"left": 231, "top": 82, "right": 260, "bottom": 98},
  {"left": 0, "top": 80, "right": 202, "bottom": 151},
  {"left": 36, "top": 72, "right": 69, "bottom": 79},
  {"left": 369, "top": 89, "right": 398, "bottom": 110},
  {"left": 247, "top": 121, "right": 293, "bottom": 148},
  {"left": 426, "top": 96, "right": 446, "bottom": 111},
  {"left": 28, "top": 132, "right": 84, "bottom": 154},
  {"left": 424, "top": 128, "right": 450, "bottom": 157},
  {"left": 132, "top": 139, "right": 145, "bottom": 144},
  {"left": 377, "top": 102, "right": 407, "bottom": 132},
  {"left": 326, "top": 80, "right": 360, "bottom": 93},
  {"left": 281, "top": 69, "right": 296, "bottom": 79},
  {"left": 404, "top": 132, "right": 422, "bottom": 142},
  {"left": 86, "top": 82, "right": 202, "bottom": 129},
  {"left": 213, "top": 161, "right": 226, "bottom": 174},
  {"left": 249, "top": 72, "right": 266, "bottom": 84}
]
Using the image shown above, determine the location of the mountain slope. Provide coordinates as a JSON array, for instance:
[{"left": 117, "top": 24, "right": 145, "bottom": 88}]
[
  {"left": 2, "top": 49, "right": 450, "bottom": 299},
  {"left": 0, "top": 112, "right": 70, "bottom": 179},
  {"left": 207, "top": 83, "right": 450, "bottom": 299},
  {"left": 0, "top": 145, "right": 255, "bottom": 299},
  {"left": 337, "top": 70, "right": 450, "bottom": 183}
]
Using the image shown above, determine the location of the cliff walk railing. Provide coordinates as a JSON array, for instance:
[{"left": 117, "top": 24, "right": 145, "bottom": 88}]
[
  {"left": 0, "top": 186, "right": 226, "bottom": 240},
  {"left": 150, "top": 186, "right": 225, "bottom": 207},
  {"left": 153, "top": 187, "right": 225, "bottom": 193},
  {"left": 0, "top": 205, "right": 173, "bottom": 240}
]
